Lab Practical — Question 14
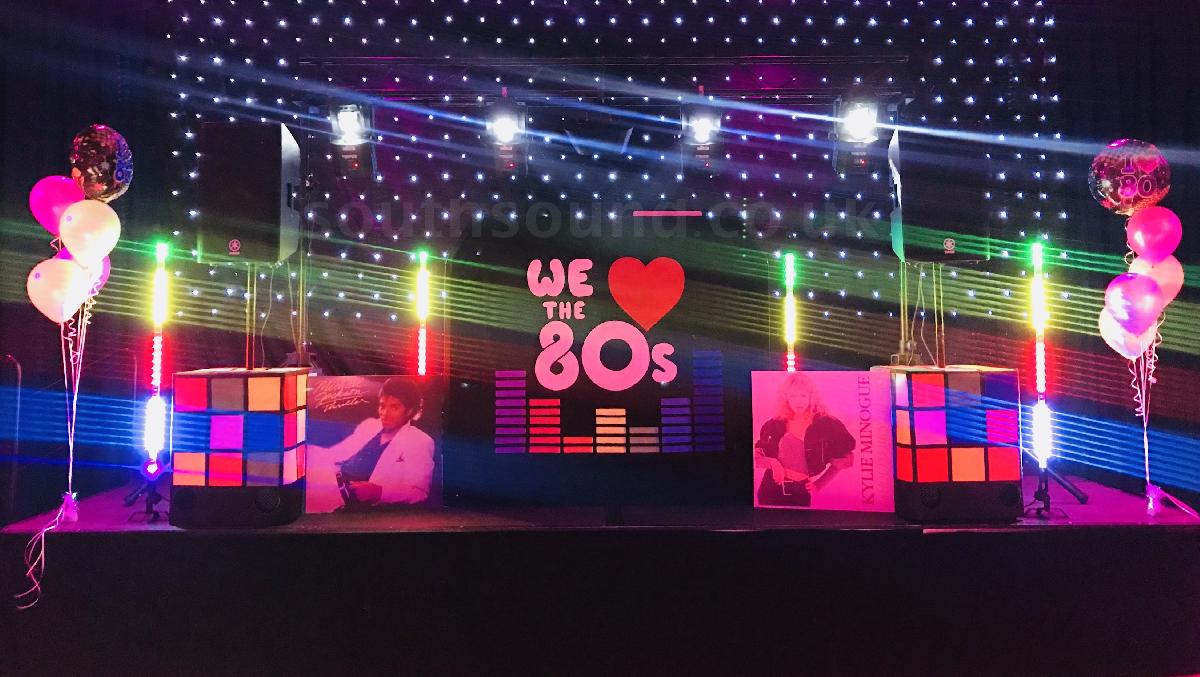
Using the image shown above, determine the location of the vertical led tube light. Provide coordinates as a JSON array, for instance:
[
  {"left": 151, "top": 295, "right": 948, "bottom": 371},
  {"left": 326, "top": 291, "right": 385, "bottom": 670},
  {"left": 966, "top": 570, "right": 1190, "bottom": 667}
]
[
  {"left": 783, "top": 252, "right": 798, "bottom": 372},
  {"left": 1030, "top": 241, "right": 1052, "bottom": 469},
  {"left": 143, "top": 242, "right": 170, "bottom": 476},
  {"left": 415, "top": 250, "right": 430, "bottom": 376}
]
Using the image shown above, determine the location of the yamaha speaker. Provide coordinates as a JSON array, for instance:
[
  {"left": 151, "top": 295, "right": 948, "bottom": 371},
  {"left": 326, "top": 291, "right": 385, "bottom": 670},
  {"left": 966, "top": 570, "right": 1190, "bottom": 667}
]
[
  {"left": 888, "top": 128, "right": 992, "bottom": 263},
  {"left": 196, "top": 122, "right": 301, "bottom": 263}
]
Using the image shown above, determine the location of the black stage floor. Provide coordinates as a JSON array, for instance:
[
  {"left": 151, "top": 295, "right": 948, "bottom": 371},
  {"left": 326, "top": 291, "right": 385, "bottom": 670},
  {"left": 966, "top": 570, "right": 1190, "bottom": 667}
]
[{"left": 3, "top": 474, "right": 1200, "bottom": 676}]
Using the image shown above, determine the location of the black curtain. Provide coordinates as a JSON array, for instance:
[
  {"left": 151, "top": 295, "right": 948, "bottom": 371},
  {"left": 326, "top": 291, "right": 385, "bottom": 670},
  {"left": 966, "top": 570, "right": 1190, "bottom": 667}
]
[
  {"left": 0, "top": 0, "right": 168, "bottom": 524},
  {"left": 1057, "top": 0, "right": 1200, "bottom": 260}
]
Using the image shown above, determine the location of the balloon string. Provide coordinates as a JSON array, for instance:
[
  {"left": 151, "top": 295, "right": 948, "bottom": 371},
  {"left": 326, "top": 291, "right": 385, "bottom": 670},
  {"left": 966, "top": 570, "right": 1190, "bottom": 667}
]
[
  {"left": 60, "top": 313, "right": 77, "bottom": 490},
  {"left": 13, "top": 499, "right": 68, "bottom": 610},
  {"left": 1130, "top": 319, "right": 1198, "bottom": 520},
  {"left": 17, "top": 297, "right": 92, "bottom": 609},
  {"left": 1158, "top": 486, "right": 1200, "bottom": 521},
  {"left": 1129, "top": 340, "right": 1156, "bottom": 486}
]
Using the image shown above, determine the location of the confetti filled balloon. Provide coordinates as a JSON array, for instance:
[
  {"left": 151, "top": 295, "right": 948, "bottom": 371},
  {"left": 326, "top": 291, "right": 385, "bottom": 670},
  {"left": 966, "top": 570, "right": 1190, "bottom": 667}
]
[
  {"left": 69, "top": 124, "right": 133, "bottom": 202},
  {"left": 1088, "top": 139, "right": 1170, "bottom": 216}
]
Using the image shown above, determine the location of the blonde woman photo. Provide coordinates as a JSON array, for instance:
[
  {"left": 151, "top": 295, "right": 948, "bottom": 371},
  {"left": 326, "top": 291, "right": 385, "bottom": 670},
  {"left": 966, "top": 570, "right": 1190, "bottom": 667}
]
[{"left": 753, "top": 372, "right": 856, "bottom": 507}]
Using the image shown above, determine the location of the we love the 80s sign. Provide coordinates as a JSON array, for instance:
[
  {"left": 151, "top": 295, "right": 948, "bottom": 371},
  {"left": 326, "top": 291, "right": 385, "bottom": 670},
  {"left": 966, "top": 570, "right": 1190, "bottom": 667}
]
[
  {"left": 492, "top": 255, "right": 727, "bottom": 456},
  {"left": 529, "top": 256, "right": 683, "bottom": 392}
]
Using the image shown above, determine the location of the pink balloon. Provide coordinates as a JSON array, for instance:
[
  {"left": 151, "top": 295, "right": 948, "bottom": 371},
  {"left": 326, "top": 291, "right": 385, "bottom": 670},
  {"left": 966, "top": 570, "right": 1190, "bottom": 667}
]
[
  {"left": 1098, "top": 308, "right": 1155, "bottom": 360},
  {"left": 1129, "top": 255, "right": 1184, "bottom": 307},
  {"left": 54, "top": 248, "right": 110, "bottom": 294},
  {"left": 1127, "top": 206, "right": 1182, "bottom": 264},
  {"left": 1105, "top": 273, "right": 1164, "bottom": 335},
  {"left": 29, "top": 176, "right": 85, "bottom": 236}
]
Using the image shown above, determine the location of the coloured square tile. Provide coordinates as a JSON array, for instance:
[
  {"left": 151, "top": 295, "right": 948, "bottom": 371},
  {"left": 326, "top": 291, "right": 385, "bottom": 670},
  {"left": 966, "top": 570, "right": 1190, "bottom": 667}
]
[
  {"left": 208, "top": 452, "right": 243, "bottom": 487},
  {"left": 295, "top": 409, "right": 307, "bottom": 446},
  {"left": 947, "top": 371, "right": 982, "bottom": 409},
  {"left": 172, "top": 452, "right": 206, "bottom": 486},
  {"left": 916, "top": 448, "right": 949, "bottom": 483},
  {"left": 913, "top": 410, "right": 947, "bottom": 446},
  {"left": 283, "top": 448, "right": 298, "bottom": 484},
  {"left": 174, "top": 377, "right": 208, "bottom": 412},
  {"left": 209, "top": 415, "right": 244, "bottom": 450},
  {"left": 987, "top": 447, "right": 1022, "bottom": 481},
  {"left": 893, "top": 372, "right": 909, "bottom": 408},
  {"left": 951, "top": 447, "right": 986, "bottom": 482},
  {"left": 284, "top": 411, "right": 297, "bottom": 448},
  {"left": 296, "top": 374, "right": 308, "bottom": 408},
  {"left": 896, "top": 446, "right": 913, "bottom": 482},
  {"left": 911, "top": 373, "right": 946, "bottom": 408},
  {"left": 171, "top": 412, "right": 212, "bottom": 452},
  {"left": 946, "top": 407, "right": 987, "bottom": 446},
  {"left": 895, "top": 409, "right": 911, "bottom": 445},
  {"left": 981, "top": 371, "right": 1020, "bottom": 408},
  {"left": 295, "top": 443, "right": 306, "bottom": 479},
  {"left": 247, "top": 376, "right": 282, "bottom": 411},
  {"left": 283, "top": 374, "right": 298, "bottom": 410},
  {"left": 243, "top": 413, "right": 285, "bottom": 451},
  {"left": 986, "top": 409, "right": 1020, "bottom": 445},
  {"left": 246, "top": 452, "right": 281, "bottom": 486},
  {"left": 210, "top": 377, "right": 245, "bottom": 411}
]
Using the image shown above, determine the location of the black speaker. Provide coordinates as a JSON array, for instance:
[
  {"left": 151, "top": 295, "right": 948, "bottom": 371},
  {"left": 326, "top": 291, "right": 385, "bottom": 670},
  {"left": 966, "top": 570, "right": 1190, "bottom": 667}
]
[
  {"left": 169, "top": 482, "right": 305, "bottom": 528},
  {"left": 889, "top": 128, "right": 992, "bottom": 263},
  {"left": 196, "top": 122, "right": 301, "bottom": 263},
  {"left": 894, "top": 482, "right": 1023, "bottom": 523}
]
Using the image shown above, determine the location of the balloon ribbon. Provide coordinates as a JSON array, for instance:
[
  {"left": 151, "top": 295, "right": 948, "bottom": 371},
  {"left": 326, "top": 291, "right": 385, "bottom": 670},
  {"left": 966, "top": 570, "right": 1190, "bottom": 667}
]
[{"left": 15, "top": 296, "right": 93, "bottom": 609}]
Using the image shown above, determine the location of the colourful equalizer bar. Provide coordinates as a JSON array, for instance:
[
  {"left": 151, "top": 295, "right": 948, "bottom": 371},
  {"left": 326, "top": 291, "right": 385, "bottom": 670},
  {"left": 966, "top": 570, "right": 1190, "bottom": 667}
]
[
  {"left": 529, "top": 398, "right": 562, "bottom": 453},
  {"left": 595, "top": 408, "right": 627, "bottom": 454},
  {"left": 492, "top": 352, "right": 726, "bottom": 454},
  {"left": 692, "top": 351, "right": 725, "bottom": 452},
  {"left": 494, "top": 370, "right": 527, "bottom": 453}
]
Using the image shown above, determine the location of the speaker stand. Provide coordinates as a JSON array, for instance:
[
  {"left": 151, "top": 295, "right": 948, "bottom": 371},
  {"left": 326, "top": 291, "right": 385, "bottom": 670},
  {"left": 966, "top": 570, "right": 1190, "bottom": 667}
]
[
  {"left": 124, "top": 475, "right": 166, "bottom": 523},
  {"left": 1023, "top": 462, "right": 1087, "bottom": 520}
]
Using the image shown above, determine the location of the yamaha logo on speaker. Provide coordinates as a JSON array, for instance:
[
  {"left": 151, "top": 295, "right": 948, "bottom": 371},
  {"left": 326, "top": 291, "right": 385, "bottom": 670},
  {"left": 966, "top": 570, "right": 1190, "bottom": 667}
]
[{"left": 228, "top": 238, "right": 242, "bottom": 255}]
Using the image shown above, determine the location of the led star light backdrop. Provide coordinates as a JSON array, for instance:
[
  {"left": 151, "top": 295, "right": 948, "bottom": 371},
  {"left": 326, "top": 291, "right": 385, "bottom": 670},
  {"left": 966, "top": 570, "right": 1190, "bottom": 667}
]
[{"left": 6, "top": 2, "right": 1190, "bottom": 501}]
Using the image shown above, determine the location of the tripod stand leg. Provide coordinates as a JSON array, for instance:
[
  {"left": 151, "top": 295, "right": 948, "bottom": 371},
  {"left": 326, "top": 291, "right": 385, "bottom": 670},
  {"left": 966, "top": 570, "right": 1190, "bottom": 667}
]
[{"left": 1046, "top": 465, "right": 1088, "bottom": 504}]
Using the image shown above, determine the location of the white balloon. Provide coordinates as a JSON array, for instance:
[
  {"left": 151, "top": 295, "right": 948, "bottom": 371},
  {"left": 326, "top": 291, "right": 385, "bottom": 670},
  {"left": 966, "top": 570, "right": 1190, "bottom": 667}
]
[
  {"left": 26, "top": 258, "right": 91, "bottom": 324},
  {"left": 59, "top": 200, "right": 120, "bottom": 267},
  {"left": 1129, "top": 255, "right": 1184, "bottom": 308},
  {"left": 1098, "top": 307, "right": 1154, "bottom": 360}
]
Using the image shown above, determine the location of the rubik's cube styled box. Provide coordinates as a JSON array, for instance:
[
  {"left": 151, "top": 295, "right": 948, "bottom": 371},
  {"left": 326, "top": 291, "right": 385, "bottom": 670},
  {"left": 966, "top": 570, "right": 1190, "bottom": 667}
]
[
  {"left": 885, "top": 366, "right": 1023, "bottom": 523},
  {"left": 169, "top": 367, "right": 308, "bottom": 528}
]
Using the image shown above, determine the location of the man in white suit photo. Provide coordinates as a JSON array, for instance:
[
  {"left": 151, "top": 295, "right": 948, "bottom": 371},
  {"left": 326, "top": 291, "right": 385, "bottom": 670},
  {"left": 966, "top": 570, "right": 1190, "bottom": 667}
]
[{"left": 308, "top": 377, "right": 436, "bottom": 511}]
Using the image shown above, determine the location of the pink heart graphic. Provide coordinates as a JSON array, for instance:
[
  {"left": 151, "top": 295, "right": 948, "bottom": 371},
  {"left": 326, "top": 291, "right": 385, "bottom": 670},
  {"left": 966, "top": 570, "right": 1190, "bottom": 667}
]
[{"left": 608, "top": 257, "right": 685, "bottom": 331}]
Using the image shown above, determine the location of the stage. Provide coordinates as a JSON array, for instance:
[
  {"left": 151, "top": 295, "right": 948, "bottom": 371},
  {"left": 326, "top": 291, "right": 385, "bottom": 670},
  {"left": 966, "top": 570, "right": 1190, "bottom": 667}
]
[{"left": 4, "top": 474, "right": 1199, "bottom": 676}]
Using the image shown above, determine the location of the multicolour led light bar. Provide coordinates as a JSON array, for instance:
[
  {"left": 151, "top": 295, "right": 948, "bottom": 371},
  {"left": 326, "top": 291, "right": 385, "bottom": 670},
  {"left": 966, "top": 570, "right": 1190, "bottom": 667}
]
[
  {"left": 415, "top": 250, "right": 430, "bottom": 376},
  {"left": 1030, "top": 241, "right": 1052, "bottom": 469},
  {"left": 783, "top": 252, "right": 797, "bottom": 372},
  {"left": 143, "top": 242, "right": 170, "bottom": 477}
]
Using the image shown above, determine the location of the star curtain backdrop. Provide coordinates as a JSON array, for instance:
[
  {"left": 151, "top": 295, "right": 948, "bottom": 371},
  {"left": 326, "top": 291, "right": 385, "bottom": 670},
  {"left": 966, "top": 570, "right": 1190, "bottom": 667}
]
[
  {"left": 156, "top": 2, "right": 1199, "bottom": 495},
  {"left": 161, "top": 2, "right": 1068, "bottom": 368},
  {"left": 3, "top": 2, "right": 1200, "bottom": 507}
]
